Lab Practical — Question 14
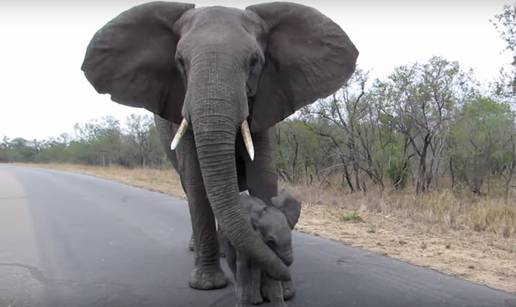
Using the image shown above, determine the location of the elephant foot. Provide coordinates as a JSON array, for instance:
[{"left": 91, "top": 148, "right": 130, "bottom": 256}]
[
  {"left": 282, "top": 281, "right": 295, "bottom": 300},
  {"left": 189, "top": 265, "right": 228, "bottom": 290}
]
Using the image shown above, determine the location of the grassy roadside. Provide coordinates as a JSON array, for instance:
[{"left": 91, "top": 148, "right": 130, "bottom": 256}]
[
  {"left": 287, "top": 183, "right": 515, "bottom": 293},
  {"left": 15, "top": 163, "right": 516, "bottom": 293}
]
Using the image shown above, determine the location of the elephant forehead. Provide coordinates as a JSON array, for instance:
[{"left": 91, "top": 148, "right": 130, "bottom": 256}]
[
  {"left": 262, "top": 208, "right": 291, "bottom": 235},
  {"left": 180, "top": 6, "right": 265, "bottom": 37},
  {"left": 188, "top": 7, "right": 245, "bottom": 29},
  {"left": 195, "top": 6, "right": 243, "bottom": 17}
]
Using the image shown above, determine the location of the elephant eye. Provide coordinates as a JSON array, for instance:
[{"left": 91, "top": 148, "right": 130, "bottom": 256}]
[
  {"left": 265, "top": 236, "right": 276, "bottom": 247},
  {"left": 248, "top": 52, "right": 262, "bottom": 72},
  {"left": 249, "top": 55, "right": 259, "bottom": 69}
]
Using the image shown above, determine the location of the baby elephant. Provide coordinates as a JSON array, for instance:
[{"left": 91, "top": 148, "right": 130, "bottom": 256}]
[{"left": 220, "top": 190, "right": 301, "bottom": 307}]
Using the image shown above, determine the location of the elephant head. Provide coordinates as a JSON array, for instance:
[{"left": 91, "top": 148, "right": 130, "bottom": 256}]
[
  {"left": 82, "top": 1, "right": 358, "bottom": 280},
  {"left": 244, "top": 190, "right": 301, "bottom": 266}
]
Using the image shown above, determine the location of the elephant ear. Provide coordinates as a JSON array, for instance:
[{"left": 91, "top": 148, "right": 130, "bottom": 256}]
[
  {"left": 81, "top": 2, "right": 194, "bottom": 124},
  {"left": 246, "top": 2, "right": 358, "bottom": 132},
  {"left": 271, "top": 190, "right": 301, "bottom": 229}
]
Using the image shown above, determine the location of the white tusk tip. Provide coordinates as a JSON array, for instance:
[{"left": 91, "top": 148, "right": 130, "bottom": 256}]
[
  {"left": 241, "top": 120, "right": 255, "bottom": 161},
  {"left": 170, "top": 118, "right": 188, "bottom": 151},
  {"left": 170, "top": 140, "right": 179, "bottom": 150}
]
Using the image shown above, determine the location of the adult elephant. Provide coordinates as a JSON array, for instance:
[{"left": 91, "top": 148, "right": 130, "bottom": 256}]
[{"left": 82, "top": 1, "right": 358, "bottom": 290}]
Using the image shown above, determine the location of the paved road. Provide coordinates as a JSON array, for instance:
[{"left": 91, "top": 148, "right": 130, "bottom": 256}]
[{"left": 0, "top": 165, "right": 515, "bottom": 307}]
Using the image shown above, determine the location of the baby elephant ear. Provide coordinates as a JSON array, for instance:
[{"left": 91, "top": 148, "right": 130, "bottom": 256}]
[
  {"left": 82, "top": 2, "right": 194, "bottom": 125},
  {"left": 271, "top": 190, "right": 301, "bottom": 229},
  {"left": 246, "top": 2, "right": 359, "bottom": 132}
]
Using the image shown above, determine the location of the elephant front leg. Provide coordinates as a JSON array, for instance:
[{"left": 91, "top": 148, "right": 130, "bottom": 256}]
[
  {"left": 177, "top": 130, "right": 227, "bottom": 290},
  {"left": 281, "top": 280, "right": 295, "bottom": 300},
  {"left": 235, "top": 252, "right": 262, "bottom": 307},
  {"left": 250, "top": 264, "right": 264, "bottom": 304},
  {"left": 261, "top": 275, "right": 287, "bottom": 307}
]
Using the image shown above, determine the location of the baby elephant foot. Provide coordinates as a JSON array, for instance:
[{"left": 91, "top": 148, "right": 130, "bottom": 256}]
[
  {"left": 189, "top": 265, "right": 227, "bottom": 290},
  {"left": 250, "top": 290, "right": 263, "bottom": 305},
  {"left": 271, "top": 300, "right": 288, "bottom": 307},
  {"left": 282, "top": 281, "right": 295, "bottom": 300},
  {"left": 261, "top": 277, "right": 287, "bottom": 306},
  {"left": 235, "top": 298, "right": 262, "bottom": 307}
]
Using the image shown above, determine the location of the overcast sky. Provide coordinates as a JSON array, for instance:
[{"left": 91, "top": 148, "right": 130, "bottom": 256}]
[{"left": 0, "top": 0, "right": 513, "bottom": 140}]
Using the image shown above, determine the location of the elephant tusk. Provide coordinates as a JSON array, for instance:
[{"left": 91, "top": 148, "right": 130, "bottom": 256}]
[
  {"left": 170, "top": 118, "right": 188, "bottom": 150},
  {"left": 241, "top": 120, "right": 254, "bottom": 161}
]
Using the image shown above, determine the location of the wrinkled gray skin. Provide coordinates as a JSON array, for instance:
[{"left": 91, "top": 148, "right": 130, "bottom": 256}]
[
  {"left": 219, "top": 191, "right": 301, "bottom": 307},
  {"left": 82, "top": 1, "right": 358, "bottom": 291}
]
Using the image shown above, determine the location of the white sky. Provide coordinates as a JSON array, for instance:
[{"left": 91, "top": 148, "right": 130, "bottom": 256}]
[{"left": 0, "top": 0, "right": 513, "bottom": 140}]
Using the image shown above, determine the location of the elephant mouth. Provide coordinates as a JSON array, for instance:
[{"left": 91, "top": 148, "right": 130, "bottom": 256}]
[
  {"left": 170, "top": 117, "right": 255, "bottom": 161},
  {"left": 280, "top": 252, "right": 293, "bottom": 266},
  {"left": 275, "top": 246, "right": 293, "bottom": 266}
]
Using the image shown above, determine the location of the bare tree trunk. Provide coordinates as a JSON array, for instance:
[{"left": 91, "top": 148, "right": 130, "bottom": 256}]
[
  {"left": 353, "top": 162, "right": 362, "bottom": 192},
  {"left": 503, "top": 136, "right": 516, "bottom": 202},
  {"left": 342, "top": 166, "right": 355, "bottom": 192},
  {"left": 416, "top": 133, "right": 432, "bottom": 194},
  {"left": 449, "top": 157, "right": 455, "bottom": 189},
  {"left": 291, "top": 133, "right": 299, "bottom": 183}
]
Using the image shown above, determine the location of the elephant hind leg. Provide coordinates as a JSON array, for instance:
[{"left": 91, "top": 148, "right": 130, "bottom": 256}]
[{"left": 155, "top": 115, "right": 210, "bottom": 258}]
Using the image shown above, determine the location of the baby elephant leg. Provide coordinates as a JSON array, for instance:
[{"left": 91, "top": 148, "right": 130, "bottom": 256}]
[
  {"left": 236, "top": 252, "right": 262, "bottom": 307},
  {"left": 250, "top": 265, "right": 263, "bottom": 304},
  {"left": 261, "top": 275, "right": 287, "bottom": 307},
  {"left": 282, "top": 280, "right": 295, "bottom": 300}
]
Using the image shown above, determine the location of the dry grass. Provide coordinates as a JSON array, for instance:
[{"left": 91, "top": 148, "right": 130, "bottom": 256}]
[
  {"left": 285, "top": 182, "right": 516, "bottom": 293},
  {"left": 283, "top": 181, "right": 516, "bottom": 238},
  {"left": 17, "top": 163, "right": 516, "bottom": 293}
]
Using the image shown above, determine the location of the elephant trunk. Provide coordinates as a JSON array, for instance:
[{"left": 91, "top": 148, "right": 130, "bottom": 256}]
[
  {"left": 187, "top": 54, "right": 290, "bottom": 281},
  {"left": 277, "top": 246, "right": 293, "bottom": 266}
]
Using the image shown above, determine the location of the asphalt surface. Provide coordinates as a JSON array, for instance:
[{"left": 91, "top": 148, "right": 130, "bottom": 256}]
[{"left": 0, "top": 165, "right": 515, "bottom": 307}]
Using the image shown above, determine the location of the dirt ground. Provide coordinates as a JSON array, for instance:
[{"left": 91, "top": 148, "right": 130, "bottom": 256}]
[
  {"left": 16, "top": 163, "right": 516, "bottom": 293},
  {"left": 296, "top": 202, "right": 516, "bottom": 293}
]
